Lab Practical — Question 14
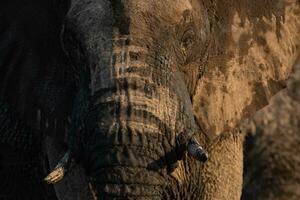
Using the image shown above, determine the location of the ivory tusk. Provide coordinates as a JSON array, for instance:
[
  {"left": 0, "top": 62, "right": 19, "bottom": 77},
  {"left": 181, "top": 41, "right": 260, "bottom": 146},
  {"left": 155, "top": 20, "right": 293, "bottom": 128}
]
[
  {"left": 187, "top": 138, "right": 208, "bottom": 162},
  {"left": 44, "top": 150, "right": 72, "bottom": 184}
]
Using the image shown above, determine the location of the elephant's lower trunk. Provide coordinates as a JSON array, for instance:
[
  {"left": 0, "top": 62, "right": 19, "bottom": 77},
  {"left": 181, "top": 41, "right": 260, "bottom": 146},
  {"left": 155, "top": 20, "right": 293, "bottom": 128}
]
[
  {"left": 83, "top": 105, "right": 173, "bottom": 198},
  {"left": 87, "top": 132, "right": 167, "bottom": 198}
]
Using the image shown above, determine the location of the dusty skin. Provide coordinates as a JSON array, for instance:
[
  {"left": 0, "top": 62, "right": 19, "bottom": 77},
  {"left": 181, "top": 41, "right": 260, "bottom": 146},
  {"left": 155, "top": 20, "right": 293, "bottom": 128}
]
[{"left": 0, "top": 0, "right": 300, "bottom": 199}]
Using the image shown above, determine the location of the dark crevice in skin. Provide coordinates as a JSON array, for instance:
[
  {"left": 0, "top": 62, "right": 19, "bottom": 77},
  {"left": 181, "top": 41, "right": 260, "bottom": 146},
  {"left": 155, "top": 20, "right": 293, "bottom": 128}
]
[
  {"left": 92, "top": 74, "right": 170, "bottom": 98},
  {"left": 85, "top": 145, "right": 165, "bottom": 168},
  {"left": 91, "top": 171, "right": 166, "bottom": 186},
  {"left": 92, "top": 106, "right": 174, "bottom": 135},
  {"left": 92, "top": 193, "right": 162, "bottom": 199},
  {"left": 110, "top": 0, "right": 130, "bottom": 35}
]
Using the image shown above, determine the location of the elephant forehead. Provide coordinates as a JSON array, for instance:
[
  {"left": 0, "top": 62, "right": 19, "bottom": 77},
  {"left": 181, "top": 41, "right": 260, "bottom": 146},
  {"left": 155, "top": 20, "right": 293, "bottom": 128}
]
[
  {"left": 68, "top": 0, "right": 195, "bottom": 42},
  {"left": 121, "top": 0, "right": 193, "bottom": 22}
]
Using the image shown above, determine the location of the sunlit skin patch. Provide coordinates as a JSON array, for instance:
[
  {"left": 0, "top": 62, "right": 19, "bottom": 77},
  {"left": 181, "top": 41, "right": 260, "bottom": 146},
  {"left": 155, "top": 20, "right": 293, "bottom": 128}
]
[{"left": 170, "top": 160, "right": 187, "bottom": 184}]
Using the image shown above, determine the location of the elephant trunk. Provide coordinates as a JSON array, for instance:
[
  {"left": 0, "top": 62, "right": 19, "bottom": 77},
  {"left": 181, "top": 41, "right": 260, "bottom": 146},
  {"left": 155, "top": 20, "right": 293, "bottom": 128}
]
[{"left": 74, "top": 37, "right": 182, "bottom": 198}]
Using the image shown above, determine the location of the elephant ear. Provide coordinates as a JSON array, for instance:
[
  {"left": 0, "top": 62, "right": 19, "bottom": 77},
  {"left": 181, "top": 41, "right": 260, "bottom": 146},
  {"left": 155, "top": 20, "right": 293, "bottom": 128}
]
[
  {"left": 192, "top": 0, "right": 300, "bottom": 139},
  {"left": 0, "top": 0, "right": 93, "bottom": 199}
]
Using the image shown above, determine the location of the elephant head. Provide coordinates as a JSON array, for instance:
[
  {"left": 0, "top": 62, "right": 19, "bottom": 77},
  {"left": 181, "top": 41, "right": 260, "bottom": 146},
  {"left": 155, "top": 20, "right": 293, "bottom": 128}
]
[
  {"left": 43, "top": 0, "right": 300, "bottom": 199},
  {"left": 45, "top": 0, "right": 210, "bottom": 198}
]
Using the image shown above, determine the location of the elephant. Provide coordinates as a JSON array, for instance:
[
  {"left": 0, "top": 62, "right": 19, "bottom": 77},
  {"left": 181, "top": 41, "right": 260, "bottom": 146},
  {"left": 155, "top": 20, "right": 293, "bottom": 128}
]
[
  {"left": 0, "top": 0, "right": 300, "bottom": 199},
  {"left": 242, "top": 57, "right": 300, "bottom": 200}
]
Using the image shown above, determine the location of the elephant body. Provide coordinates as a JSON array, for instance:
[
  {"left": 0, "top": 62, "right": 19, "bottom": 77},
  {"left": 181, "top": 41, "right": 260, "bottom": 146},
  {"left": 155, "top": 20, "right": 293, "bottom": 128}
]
[
  {"left": 243, "top": 57, "right": 300, "bottom": 200},
  {"left": 0, "top": 0, "right": 300, "bottom": 199}
]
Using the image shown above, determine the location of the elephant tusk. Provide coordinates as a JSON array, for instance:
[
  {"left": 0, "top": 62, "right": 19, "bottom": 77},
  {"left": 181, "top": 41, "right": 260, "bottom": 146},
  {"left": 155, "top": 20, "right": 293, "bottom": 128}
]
[
  {"left": 44, "top": 150, "right": 72, "bottom": 184},
  {"left": 187, "top": 138, "right": 208, "bottom": 162},
  {"left": 44, "top": 166, "right": 65, "bottom": 184}
]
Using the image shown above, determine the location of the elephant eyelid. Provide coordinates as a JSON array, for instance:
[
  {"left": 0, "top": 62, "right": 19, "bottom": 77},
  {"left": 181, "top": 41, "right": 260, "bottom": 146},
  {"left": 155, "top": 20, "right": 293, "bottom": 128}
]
[{"left": 180, "top": 26, "right": 196, "bottom": 48}]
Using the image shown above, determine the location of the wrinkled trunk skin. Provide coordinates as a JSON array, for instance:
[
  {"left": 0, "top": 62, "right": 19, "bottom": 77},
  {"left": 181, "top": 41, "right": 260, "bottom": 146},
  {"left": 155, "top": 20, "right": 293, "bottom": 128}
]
[
  {"left": 65, "top": 0, "right": 200, "bottom": 199},
  {"left": 198, "top": 131, "right": 244, "bottom": 200},
  {"left": 242, "top": 58, "right": 300, "bottom": 200}
]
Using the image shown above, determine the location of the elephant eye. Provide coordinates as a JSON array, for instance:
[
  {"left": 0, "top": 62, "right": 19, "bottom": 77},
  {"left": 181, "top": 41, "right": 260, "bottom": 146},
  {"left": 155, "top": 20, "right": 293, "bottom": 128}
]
[{"left": 180, "top": 27, "right": 196, "bottom": 55}]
